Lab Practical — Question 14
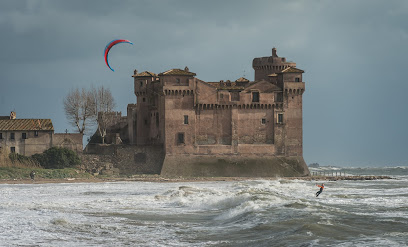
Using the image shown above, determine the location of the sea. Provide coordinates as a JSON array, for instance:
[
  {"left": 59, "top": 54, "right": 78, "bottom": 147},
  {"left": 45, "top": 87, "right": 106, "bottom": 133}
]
[{"left": 1, "top": 166, "right": 407, "bottom": 247}]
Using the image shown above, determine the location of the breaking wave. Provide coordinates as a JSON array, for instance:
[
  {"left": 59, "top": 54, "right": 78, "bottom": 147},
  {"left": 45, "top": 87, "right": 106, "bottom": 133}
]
[{"left": 0, "top": 169, "right": 407, "bottom": 246}]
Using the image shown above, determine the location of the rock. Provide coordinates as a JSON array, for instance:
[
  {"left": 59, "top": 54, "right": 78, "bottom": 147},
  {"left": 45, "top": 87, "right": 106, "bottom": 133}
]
[
  {"left": 111, "top": 168, "right": 120, "bottom": 174},
  {"left": 100, "top": 169, "right": 114, "bottom": 176}
]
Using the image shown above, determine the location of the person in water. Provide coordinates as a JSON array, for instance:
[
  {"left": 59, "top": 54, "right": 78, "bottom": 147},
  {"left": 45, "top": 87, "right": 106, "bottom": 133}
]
[
  {"left": 316, "top": 183, "right": 324, "bottom": 197},
  {"left": 30, "top": 170, "right": 35, "bottom": 181}
]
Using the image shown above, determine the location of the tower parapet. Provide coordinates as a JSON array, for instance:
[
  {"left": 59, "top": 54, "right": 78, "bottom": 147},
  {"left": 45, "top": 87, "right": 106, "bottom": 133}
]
[{"left": 252, "top": 48, "right": 297, "bottom": 81}]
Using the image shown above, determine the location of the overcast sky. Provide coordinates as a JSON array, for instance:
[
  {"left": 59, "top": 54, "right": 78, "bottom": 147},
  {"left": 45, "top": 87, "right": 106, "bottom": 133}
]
[{"left": 1, "top": 0, "right": 407, "bottom": 167}]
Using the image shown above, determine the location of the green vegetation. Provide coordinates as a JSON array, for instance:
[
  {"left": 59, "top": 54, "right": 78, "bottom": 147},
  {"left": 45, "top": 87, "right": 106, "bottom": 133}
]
[
  {"left": 32, "top": 147, "right": 81, "bottom": 169},
  {"left": 0, "top": 148, "right": 40, "bottom": 168},
  {"left": 0, "top": 147, "right": 89, "bottom": 180},
  {"left": 9, "top": 153, "right": 37, "bottom": 164},
  {"left": 0, "top": 167, "right": 92, "bottom": 180}
]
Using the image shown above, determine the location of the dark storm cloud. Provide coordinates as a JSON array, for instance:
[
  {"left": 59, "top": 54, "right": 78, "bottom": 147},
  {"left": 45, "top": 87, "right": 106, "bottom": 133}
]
[{"left": 1, "top": 0, "right": 407, "bottom": 166}]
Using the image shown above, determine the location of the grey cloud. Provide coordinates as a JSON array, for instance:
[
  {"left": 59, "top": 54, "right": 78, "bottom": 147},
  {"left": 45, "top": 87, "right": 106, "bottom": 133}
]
[{"left": 1, "top": 0, "right": 408, "bottom": 166}]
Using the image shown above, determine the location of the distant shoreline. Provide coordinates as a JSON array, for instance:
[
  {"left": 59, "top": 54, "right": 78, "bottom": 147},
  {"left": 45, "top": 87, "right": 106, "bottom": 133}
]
[{"left": 0, "top": 175, "right": 393, "bottom": 184}]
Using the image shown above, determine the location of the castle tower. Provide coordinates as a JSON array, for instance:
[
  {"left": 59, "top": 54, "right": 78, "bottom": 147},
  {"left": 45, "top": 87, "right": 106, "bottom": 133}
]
[
  {"left": 132, "top": 70, "right": 157, "bottom": 145},
  {"left": 252, "top": 48, "right": 297, "bottom": 81},
  {"left": 158, "top": 68, "right": 196, "bottom": 154},
  {"left": 280, "top": 67, "right": 305, "bottom": 157}
]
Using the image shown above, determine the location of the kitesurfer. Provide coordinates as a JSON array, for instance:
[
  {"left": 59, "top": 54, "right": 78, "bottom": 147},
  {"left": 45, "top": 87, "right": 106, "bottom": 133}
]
[{"left": 315, "top": 183, "right": 324, "bottom": 197}]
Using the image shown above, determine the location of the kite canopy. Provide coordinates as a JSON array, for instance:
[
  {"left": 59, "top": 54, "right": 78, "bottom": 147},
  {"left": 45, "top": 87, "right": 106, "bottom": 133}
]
[{"left": 104, "top": 39, "right": 133, "bottom": 71}]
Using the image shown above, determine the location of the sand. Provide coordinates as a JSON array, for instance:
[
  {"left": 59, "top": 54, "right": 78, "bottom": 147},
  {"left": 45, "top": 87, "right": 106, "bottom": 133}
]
[{"left": 0, "top": 175, "right": 392, "bottom": 184}]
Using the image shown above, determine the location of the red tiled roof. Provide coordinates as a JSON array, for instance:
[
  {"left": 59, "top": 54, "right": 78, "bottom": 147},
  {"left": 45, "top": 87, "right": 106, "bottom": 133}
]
[
  {"left": 281, "top": 67, "right": 304, "bottom": 73},
  {"left": 132, "top": 71, "right": 157, "bottom": 77},
  {"left": 207, "top": 82, "right": 245, "bottom": 90},
  {"left": 235, "top": 77, "right": 249, "bottom": 82},
  {"left": 0, "top": 119, "right": 54, "bottom": 131},
  {"left": 158, "top": 69, "right": 196, "bottom": 76}
]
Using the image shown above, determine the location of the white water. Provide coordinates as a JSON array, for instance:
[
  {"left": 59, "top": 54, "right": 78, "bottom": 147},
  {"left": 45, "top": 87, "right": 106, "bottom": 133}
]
[{"left": 1, "top": 169, "right": 408, "bottom": 246}]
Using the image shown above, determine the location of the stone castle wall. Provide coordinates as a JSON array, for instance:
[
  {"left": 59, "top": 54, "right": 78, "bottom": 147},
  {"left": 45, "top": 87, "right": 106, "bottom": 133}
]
[
  {"left": 161, "top": 154, "right": 309, "bottom": 177},
  {"left": 83, "top": 144, "right": 164, "bottom": 175},
  {"left": 53, "top": 133, "right": 83, "bottom": 153}
]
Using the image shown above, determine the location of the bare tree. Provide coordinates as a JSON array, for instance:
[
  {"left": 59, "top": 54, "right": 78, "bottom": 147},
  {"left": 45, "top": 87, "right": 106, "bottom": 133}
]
[
  {"left": 63, "top": 88, "right": 95, "bottom": 134},
  {"left": 92, "top": 86, "right": 116, "bottom": 144},
  {"left": 64, "top": 86, "right": 116, "bottom": 143}
]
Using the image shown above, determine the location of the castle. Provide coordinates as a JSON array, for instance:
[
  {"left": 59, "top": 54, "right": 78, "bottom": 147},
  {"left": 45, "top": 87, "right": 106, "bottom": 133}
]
[{"left": 114, "top": 48, "right": 309, "bottom": 177}]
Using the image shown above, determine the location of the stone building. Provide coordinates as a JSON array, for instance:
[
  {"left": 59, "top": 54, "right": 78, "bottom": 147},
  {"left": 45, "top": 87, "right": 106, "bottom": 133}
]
[
  {"left": 124, "top": 48, "right": 310, "bottom": 177},
  {"left": 0, "top": 112, "right": 83, "bottom": 156}
]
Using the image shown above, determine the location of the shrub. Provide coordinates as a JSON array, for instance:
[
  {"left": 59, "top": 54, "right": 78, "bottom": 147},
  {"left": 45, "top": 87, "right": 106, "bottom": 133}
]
[
  {"left": 2, "top": 150, "right": 40, "bottom": 168},
  {"left": 32, "top": 147, "right": 81, "bottom": 169},
  {"left": 9, "top": 153, "right": 33, "bottom": 163}
]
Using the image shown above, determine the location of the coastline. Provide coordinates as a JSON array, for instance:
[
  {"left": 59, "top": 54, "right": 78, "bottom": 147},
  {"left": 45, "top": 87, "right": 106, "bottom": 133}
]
[{"left": 0, "top": 175, "right": 393, "bottom": 184}]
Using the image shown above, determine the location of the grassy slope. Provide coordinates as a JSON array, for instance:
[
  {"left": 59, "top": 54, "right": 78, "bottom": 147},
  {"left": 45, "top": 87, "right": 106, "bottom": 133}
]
[{"left": 0, "top": 167, "right": 93, "bottom": 180}]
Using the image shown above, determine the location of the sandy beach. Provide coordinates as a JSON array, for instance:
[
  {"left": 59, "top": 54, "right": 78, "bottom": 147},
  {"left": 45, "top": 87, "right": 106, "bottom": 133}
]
[{"left": 0, "top": 175, "right": 392, "bottom": 184}]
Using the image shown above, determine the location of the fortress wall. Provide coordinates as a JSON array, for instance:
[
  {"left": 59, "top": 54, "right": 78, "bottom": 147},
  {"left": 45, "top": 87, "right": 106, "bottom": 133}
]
[
  {"left": 164, "top": 93, "right": 196, "bottom": 154},
  {"left": 237, "top": 108, "right": 274, "bottom": 144},
  {"left": 284, "top": 92, "right": 303, "bottom": 156},
  {"left": 53, "top": 133, "right": 83, "bottom": 153},
  {"left": 237, "top": 144, "right": 275, "bottom": 154},
  {"left": 196, "top": 108, "right": 232, "bottom": 145},
  {"left": 83, "top": 144, "right": 165, "bottom": 175},
  {"left": 193, "top": 144, "right": 275, "bottom": 155},
  {"left": 161, "top": 154, "right": 309, "bottom": 177}
]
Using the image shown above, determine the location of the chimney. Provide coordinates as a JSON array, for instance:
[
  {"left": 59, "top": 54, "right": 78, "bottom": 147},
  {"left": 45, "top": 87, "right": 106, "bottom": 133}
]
[
  {"left": 272, "top": 47, "right": 277, "bottom": 57},
  {"left": 10, "top": 111, "right": 16, "bottom": 119},
  {"left": 134, "top": 69, "right": 138, "bottom": 75},
  {"left": 184, "top": 66, "right": 189, "bottom": 72}
]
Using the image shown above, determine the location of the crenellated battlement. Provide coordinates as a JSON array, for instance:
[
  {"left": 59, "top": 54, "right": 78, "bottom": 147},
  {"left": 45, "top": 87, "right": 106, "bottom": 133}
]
[
  {"left": 164, "top": 89, "right": 194, "bottom": 96},
  {"left": 195, "top": 103, "right": 284, "bottom": 110}
]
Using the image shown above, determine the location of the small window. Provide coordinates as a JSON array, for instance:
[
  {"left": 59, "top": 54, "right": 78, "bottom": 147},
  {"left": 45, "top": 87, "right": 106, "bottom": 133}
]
[
  {"left": 261, "top": 119, "right": 266, "bottom": 125},
  {"left": 252, "top": 92, "right": 259, "bottom": 102},
  {"left": 278, "top": 113, "right": 283, "bottom": 124},
  {"left": 34, "top": 131, "right": 39, "bottom": 137},
  {"left": 177, "top": 133, "right": 185, "bottom": 144},
  {"left": 295, "top": 78, "right": 300, "bottom": 82},
  {"left": 231, "top": 92, "right": 240, "bottom": 101},
  {"left": 140, "top": 81, "right": 143, "bottom": 87},
  {"left": 184, "top": 115, "right": 189, "bottom": 125},
  {"left": 176, "top": 78, "right": 180, "bottom": 83},
  {"left": 156, "top": 114, "right": 159, "bottom": 127},
  {"left": 144, "top": 119, "right": 148, "bottom": 125},
  {"left": 10, "top": 133, "right": 15, "bottom": 140},
  {"left": 22, "top": 133, "right": 27, "bottom": 139},
  {"left": 220, "top": 94, "right": 224, "bottom": 99},
  {"left": 276, "top": 92, "right": 283, "bottom": 102},
  {"left": 10, "top": 147, "right": 15, "bottom": 153},
  {"left": 142, "top": 98, "right": 146, "bottom": 102},
  {"left": 0, "top": 133, "right": 2, "bottom": 139}
]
